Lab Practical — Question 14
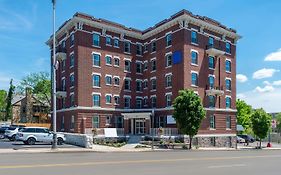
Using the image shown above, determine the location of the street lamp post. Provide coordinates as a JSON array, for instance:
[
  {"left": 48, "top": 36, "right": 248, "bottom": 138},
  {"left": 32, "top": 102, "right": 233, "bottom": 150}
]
[
  {"left": 151, "top": 109, "right": 155, "bottom": 150},
  {"left": 51, "top": 0, "right": 57, "bottom": 150}
]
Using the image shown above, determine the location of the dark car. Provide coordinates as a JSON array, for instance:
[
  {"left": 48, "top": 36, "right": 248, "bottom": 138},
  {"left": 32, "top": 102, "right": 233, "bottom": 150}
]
[
  {"left": 237, "top": 134, "right": 255, "bottom": 143},
  {"left": 0, "top": 126, "right": 10, "bottom": 139}
]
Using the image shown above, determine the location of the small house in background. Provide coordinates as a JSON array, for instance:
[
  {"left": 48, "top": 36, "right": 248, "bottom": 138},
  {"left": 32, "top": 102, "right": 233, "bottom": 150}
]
[{"left": 12, "top": 88, "right": 50, "bottom": 124}]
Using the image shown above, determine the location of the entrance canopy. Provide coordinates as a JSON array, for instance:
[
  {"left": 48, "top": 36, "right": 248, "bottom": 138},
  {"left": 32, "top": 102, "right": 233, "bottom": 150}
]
[{"left": 121, "top": 112, "right": 151, "bottom": 120}]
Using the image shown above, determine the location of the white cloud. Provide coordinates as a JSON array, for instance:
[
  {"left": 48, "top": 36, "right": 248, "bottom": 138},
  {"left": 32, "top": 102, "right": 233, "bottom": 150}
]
[
  {"left": 263, "top": 81, "right": 271, "bottom": 85},
  {"left": 264, "top": 48, "right": 281, "bottom": 61},
  {"left": 238, "top": 88, "right": 281, "bottom": 113},
  {"left": 273, "top": 80, "right": 281, "bottom": 86},
  {"left": 252, "top": 68, "right": 279, "bottom": 79},
  {"left": 236, "top": 74, "right": 248, "bottom": 83},
  {"left": 254, "top": 85, "right": 275, "bottom": 93}
]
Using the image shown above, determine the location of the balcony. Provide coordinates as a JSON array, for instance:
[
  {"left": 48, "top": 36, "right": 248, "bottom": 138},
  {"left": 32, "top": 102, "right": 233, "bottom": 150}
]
[
  {"left": 205, "top": 85, "right": 224, "bottom": 96},
  {"left": 56, "top": 89, "right": 67, "bottom": 99},
  {"left": 206, "top": 45, "right": 225, "bottom": 57},
  {"left": 55, "top": 48, "right": 67, "bottom": 62}
]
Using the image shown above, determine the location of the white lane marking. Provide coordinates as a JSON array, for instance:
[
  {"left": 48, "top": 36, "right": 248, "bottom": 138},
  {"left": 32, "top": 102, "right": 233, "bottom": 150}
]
[{"left": 208, "top": 164, "right": 246, "bottom": 169}]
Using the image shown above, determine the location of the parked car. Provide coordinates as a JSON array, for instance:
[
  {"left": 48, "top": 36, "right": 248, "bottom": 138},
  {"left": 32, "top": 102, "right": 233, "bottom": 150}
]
[
  {"left": 0, "top": 126, "right": 10, "bottom": 139},
  {"left": 4, "top": 125, "right": 25, "bottom": 141},
  {"left": 237, "top": 134, "right": 255, "bottom": 143},
  {"left": 236, "top": 136, "right": 245, "bottom": 143},
  {"left": 16, "top": 127, "right": 65, "bottom": 145}
]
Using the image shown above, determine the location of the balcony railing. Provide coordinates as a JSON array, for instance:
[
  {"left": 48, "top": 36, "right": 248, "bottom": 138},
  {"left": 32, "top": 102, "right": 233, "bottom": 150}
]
[
  {"left": 55, "top": 48, "right": 67, "bottom": 62},
  {"left": 150, "top": 128, "right": 179, "bottom": 136},
  {"left": 206, "top": 45, "right": 225, "bottom": 57},
  {"left": 205, "top": 85, "right": 224, "bottom": 96},
  {"left": 56, "top": 88, "right": 67, "bottom": 99}
]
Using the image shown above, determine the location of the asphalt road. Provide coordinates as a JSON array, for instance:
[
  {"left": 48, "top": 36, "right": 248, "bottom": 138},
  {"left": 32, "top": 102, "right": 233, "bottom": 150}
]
[
  {"left": 0, "top": 138, "right": 78, "bottom": 149},
  {"left": 0, "top": 150, "right": 281, "bottom": 175}
]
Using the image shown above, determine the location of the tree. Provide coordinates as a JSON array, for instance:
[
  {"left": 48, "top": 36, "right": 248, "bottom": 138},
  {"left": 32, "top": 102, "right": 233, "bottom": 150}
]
[
  {"left": 5, "top": 79, "right": 15, "bottom": 121},
  {"left": 173, "top": 89, "right": 206, "bottom": 149},
  {"left": 17, "top": 72, "right": 51, "bottom": 106},
  {"left": 275, "top": 113, "right": 281, "bottom": 133},
  {"left": 0, "top": 90, "right": 7, "bottom": 121},
  {"left": 236, "top": 99, "right": 253, "bottom": 133},
  {"left": 251, "top": 108, "right": 271, "bottom": 149}
]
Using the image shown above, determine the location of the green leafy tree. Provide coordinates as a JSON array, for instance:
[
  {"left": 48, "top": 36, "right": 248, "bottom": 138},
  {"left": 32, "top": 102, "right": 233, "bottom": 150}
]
[
  {"left": 173, "top": 90, "right": 206, "bottom": 149},
  {"left": 0, "top": 90, "right": 7, "bottom": 121},
  {"left": 5, "top": 79, "right": 15, "bottom": 121},
  {"left": 236, "top": 99, "right": 253, "bottom": 133},
  {"left": 275, "top": 113, "right": 281, "bottom": 133},
  {"left": 17, "top": 72, "right": 51, "bottom": 106},
  {"left": 251, "top": 108, "right": 271, "bottom": 149}
]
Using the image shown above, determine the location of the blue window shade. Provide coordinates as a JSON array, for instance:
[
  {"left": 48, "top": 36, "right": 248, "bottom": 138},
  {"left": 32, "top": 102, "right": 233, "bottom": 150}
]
[{"left": 173, "top": 51, "right": 182, "bottom": 64}]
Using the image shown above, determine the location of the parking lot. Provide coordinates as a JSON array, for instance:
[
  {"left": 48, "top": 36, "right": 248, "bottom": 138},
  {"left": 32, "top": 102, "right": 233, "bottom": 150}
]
[{"left": 0, "top": 138, "right": 78, "bottom": 149}]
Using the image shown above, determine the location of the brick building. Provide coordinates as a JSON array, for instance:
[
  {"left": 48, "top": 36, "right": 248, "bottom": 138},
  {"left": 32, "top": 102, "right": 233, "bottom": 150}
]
[{"left": 47, "top": 9, "right": 241, "bottom": 147}]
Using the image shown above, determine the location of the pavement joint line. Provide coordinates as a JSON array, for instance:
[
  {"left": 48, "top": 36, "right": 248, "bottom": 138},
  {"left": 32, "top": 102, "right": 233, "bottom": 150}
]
[
  {"left": 0, "top": 154, "right": 281, "bottom": 169},
  {"left": 208, "top": 164, "right": 246, "bottom": 169}
]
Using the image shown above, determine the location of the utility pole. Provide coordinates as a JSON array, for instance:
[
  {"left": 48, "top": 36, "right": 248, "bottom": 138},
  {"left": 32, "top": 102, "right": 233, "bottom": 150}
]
[
  {"left": 151, "top": 109, "right": 155, "bottom": 150},
  {"left": 51, "top": 0, "right": 57, "bottom": 150}
]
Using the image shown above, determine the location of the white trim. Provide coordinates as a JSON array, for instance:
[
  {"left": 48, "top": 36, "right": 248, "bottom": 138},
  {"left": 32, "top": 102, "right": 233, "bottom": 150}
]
[
  {"left": 123, "top": 57, "right": 132, "bottom": 61},
  {"left": 136, "top": 96, "right": 143, "bottom": 99},
  {"left": 105, "top": 93, "right": 112, "bottom": 97},
  {"left": 165, "top": 51, "right": 172, "bottom": 56},
  {"left": 225, "top": 58, "right": 232, "bottom": 62},
  {"left": 165, "top": 92, "right": 172, "bottom": 95},
  {"left": 105, "top": 54, "right": 112, "bottom": 58},
  {"left": 105, "top": 74, "right": 112, "bottom": 77},
  {"left": 136, "top": 79, "right": 143, "bottom": 82},
  {"left": 92, "top": 92, "right": 101, "bottom": 95},
  {"left": 150, "top": 57, "right": 156, "bottom": 61},
  {"left": 123, "top": 95, "right": 131, "bottom": 98},
  {"left": 70, "top": 72, "right": 74, "bottom": 76},
  {"left": 150, "top": 95, "right": 157, "bottom": 98},
  {"left": 92, "top": 51, "right": 101, "bottom": 56},
  {"left": 123, "top": 77, "right": 131, "bottom": 80},
  {"left": 150, "top": 76, "right": 156, "bottom": 80},
  {"left": 165, "top": 72, "right": 172, "bottom": 76},
  {"left": 225, "top": 77, "right": 232, "bottom": 80},
  {"left": 225, "top": 95, "right": 232, "bottom": 98},
  {"left": 191, "top": 70, "right": 198, "bottom": 74},
  {"left": 135, "top": 60, "right": 143, "bottom": 63},
  {"left": 208, "top": 74, "right": 215, "bottom": 78},
  {"left": 190, "top": 49, "right": 199, "bottom": 53},
  {"left": 92, "top": 72, "right": 101, "bottom": 76},
  {"left": 195, "top": 134, "right": 236, "bottom": 137},
  {"left": 113, "top": 75, "right": 120, "bottom": 79}
]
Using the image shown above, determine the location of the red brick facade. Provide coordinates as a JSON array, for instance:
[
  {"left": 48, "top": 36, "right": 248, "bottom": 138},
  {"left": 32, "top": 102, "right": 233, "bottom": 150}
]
[{"left": 48, "top": 10, "right": 240, "bottom": 140}]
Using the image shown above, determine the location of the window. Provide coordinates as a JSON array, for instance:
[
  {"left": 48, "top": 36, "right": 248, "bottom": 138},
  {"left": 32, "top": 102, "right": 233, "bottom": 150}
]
[
  {"left": 61, "top": 98, "right": 66, "bottom": 109},
  {"left": 151, "top": 78, "right": 156, "bottom": 90},
  {"left": 166, "top": 33, "right": 172, "bottom": 47},
  {"left": 191, "top": 51, "right": 198, "bottom": 65},
  {"left": 70, "top": 33, "right": 74, "bottom": 46},
  {"left": 116, "top": 116, "right": 123, "bottom": 128},
  {"left": 210, "top": 115, "right": 216, "bottom": 129},
  {"left": 226, "top": 42, "right": 231, "bottom": 54},
  {"left": 208, "top": 37, "right": 214, "bottom": 47},
  {"left": 124, "top": 79, "right": 131, "bottom": 90},
  {"left": 92, "top": 116, "right": 99, "bottom": 128},
  {"left": 70, "top": 115, "right": 75, "bottom": 130},
  {"left": 151, "top": 96, "right": 157, "bottom": 108},
  {"left": 106, "top": 36, "right": 111, "bottom": 46},
  {"left": 70, "top": 54, "right": 74, "bottom": 67},
  {"left": 136, "top": 62, "right": 142, "bottom": 73},
  {"left": 226, "top": 60, "right": 231, "bottom": 72},
  {"left": 226, "top": 97, "right": 231, "bottom": 108},
  {"left": 136, "top": 98, "right": 142, "bottom": 109},
  {"left": 114, "top": 77, "right": 120, "bottom": 86},
  {"left": 144, "top": 62, "right": 148, "bottom": 70},
  {"left": 226, "top": 116, "right": 231, "bottom": 129},
  {"left": 114, "top": 38, "right": 119, "bottom": 47},
  {"left": 226, "top": 79, "right": 231, "bottom": 91},
  {"left": 144, "top": 44, "right": 148, "bottom": 52},
  {"left": 70, "top": 74, "right": 75, "bottom": 87},
  {"left": 114, "top": 96, "right": 120, "bottom": 105},
  {"left": 209, "top": 95, "right": 215, "bottom": 108},
  {"left": 61, "top": 116, "right": 64, "bottom": 131},
  {"left": 166, "top": 54, "right": 172, "bottom": 67},
  {"left": 92, "top": 53, "right": 101, "bottom": 67},
  {"left": 92, "top": 94, "right": 100, "bottom": 107},
  {"left": 136, "top": 44, "right": 142, "bottom": 55},
  {"left": 124, "top": 41, "right": 131, "bottom": 53},
  {"left": 92, "top": 74, "right": 100, "bottom": 87},
  {"left": 61, "top": 79, "right": 66, "bottom": 91},
  {"left": 125, "top": 60, "right": 131, "bottom": 72},
  {"left": 124, "top": 97, "right": 131, "bottom": 108},
  {"left": 151, "top": 59, "right": 156, "bottom": 71},
  {"left": 151, "top": 41, "right": 156, "bottom": 52},
  {"left": 105, "top": 76, "right": 112, "bottom": 85},
  {"left": 106, "top": 95, "right": 112, "bottom": 104},
  {"left": 166, "top": 94, "right": 172, "bottom": 107},
  {"left": 209, "top": 56, "right": 215, "bottom": 69},
  {"left": 105, "top": 56, "right": 112, "bottom": 65},
  {"left": 191, "top": 31, "right": 198, "bottom": 44},
  {"left": 166, "top": 74, "right": 172, "bottom": 87},
  {"left": 70, "top": 94, "right": 75, "bottom": 107},
  {"left": 61, "top": 60, "right": 66, "bottom": 71},
  {"left": 106, "top": 116, "right": 111, "bottom": 125},
  {"left": 136, "top": 80, "right": 142, "bottom": 92},
  {"left": 144, "top": 98, "right": 148, "bottom": 106},
  {"left": 93, "top": 33, "right": 100, "bottom": 46},
  {"left": 62, "top": 40, "right": 66, "bottom": 48},
  {"left": 191, "top": 72, "right": 198, "bottom": 86},
  {"left": 114, "top": 57, "right": 119, "bottom": 66},
  {"left": 209, "top": 76, "right": 215, "bottom": 88},
  {"left": 143, "top": 80, "right": 148, "bottom": 89}
]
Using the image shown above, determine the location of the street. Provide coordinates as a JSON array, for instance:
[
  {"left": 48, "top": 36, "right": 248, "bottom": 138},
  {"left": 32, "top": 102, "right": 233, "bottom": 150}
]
[{"left": 0, "top": 150, "right": 280, "bottom": 175}]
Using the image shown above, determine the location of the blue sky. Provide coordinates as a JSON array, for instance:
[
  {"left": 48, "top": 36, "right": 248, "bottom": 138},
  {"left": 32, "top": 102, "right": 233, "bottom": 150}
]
[{"left": 0, "top": 0, "right": 280, "bottom": 112}]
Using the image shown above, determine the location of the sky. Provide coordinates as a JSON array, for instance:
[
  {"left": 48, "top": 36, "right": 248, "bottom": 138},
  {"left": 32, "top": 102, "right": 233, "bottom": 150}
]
[{"left": 0, "top": 0, "right": 280, "bottom": 112}]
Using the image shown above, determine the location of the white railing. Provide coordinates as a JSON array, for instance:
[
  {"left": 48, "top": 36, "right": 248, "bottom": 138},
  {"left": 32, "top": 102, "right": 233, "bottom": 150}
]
[
  {"left": 150, "top": 128, "right": 179, "bottom": 136},
  {"left": 85, "top": 128, "right": 125, "bottom": 136}
]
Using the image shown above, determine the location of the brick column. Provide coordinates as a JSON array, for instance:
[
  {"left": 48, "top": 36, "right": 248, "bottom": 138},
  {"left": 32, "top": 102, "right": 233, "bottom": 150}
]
[
  {"left": 124, "top": 118, "right": 129, "bottom": 135},
  {"left": 81, "top": 117, "right": 87, "bottom": 134},
  {"left": 146, "top": 119, "right": 151, "bottom": 135}
]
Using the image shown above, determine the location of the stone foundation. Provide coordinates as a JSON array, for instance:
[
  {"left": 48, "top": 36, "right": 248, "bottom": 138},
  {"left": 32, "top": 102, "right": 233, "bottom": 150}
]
[{"left": 194, "top": 136, "right": 236, "bottom": 148}]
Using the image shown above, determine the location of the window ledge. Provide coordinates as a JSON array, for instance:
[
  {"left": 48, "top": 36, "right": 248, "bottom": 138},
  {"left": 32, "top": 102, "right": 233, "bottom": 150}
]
[
  {"left": 191, "top": 85, "right": 198, "bottom": 88},
  {"left": 114, "top": 84, "right": 120, "bottom": 87},
  {"left": 124, "top": 70, "right": 131, "bottom": 73},
  {"left": 136, "top": 54, "right": 143, "bottom": 57},
  {"left": 106, "top": 44, "right": 112, "bottom": 47},
  {"left": 93, "top": 66, "right": 101, "bottom": 69},
  {"left": 191, "top": 42, "right": 199, "bottom": 46},
  {"left": 105, "top": 103, "right": 112, "bottom": 105},
  {"left": 124, "top": 52, "right": 131, "bottom": 55},
  {"left": 70, "top": 66, "right": 74, "bottom": 69},
  {"left": 166, "top": 45, "right": 172, "bottom": 49},
  {"left": 113, "top": 46, "right": 119, "bottom": 48},
  {"left": 92, "top": 45, "right": 101, "bottom": 48},
  {"left": 209, "top": 67, "right": 215, "bottom": 70},
  {"left": 124, "top": 90, "right": 131, "bottom": 92},
  {"left": 191, "top": 63, "right": 198, "bottom": 67},
  {"left": 150, "top": 89, "right": 156, "bottom": 92},
  {"left": 209, "top": 128, "right": 216, "bottom": 131},
  {"left": 150, "top": 70, "right": 156, "bottom": 73},
  {"left": 106, "top": 64, "right": 112, "bottom": 66},
  {"left": 226, "top": 128, "right": 232, "bottom": 131},
  {"left": 150, "top": 51, "right": 156, "bottom": 54},
  {"left": 225, "top": 52, "right": 231, "bottom": 56},
  {"left": 226, "top": 71, "right": 231, "bottom": 74},
  {"left": 165, "top": 86, "right": 172, "bottom": 89},
  {"left": 105, "top": 84, "right": 112, "bottom": 86},
  {"left": 165, "top": 66, "right": 172, "bottom": 68},
  {"left": 113, "top": 65, "right": 120, "bottom": 68},
  {"left": 92, "top": 86, "right": 101, "bottom": 89}
]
